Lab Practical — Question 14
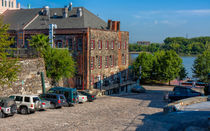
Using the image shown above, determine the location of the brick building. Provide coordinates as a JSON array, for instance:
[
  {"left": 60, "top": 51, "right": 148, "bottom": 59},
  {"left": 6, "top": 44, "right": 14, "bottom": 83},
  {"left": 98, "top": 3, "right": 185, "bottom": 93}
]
[
  {"left": 137, "top": 41, "right": 150, "bottom": 46},
  {"left": 0, "top": 0, "right": 20, "bottom": 14},
  {"left": 2, "top": 4, "right": 130, "bottom": 90}
]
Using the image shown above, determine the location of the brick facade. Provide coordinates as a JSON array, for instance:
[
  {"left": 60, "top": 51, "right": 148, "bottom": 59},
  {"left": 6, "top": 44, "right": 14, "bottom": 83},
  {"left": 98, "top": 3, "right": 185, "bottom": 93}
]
[{"left": 0, "top": 0, "right": 19, "bottom": 14}]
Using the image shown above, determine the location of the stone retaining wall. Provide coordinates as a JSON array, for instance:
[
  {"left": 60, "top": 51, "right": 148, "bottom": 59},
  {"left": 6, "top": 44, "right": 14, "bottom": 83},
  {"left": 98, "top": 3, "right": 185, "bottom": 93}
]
[
  {"left": 0, "top": 58, "right": 51, "bottom": 96},
  {"left": 163, "top": 96, "right": 210, "bottom": 113}
]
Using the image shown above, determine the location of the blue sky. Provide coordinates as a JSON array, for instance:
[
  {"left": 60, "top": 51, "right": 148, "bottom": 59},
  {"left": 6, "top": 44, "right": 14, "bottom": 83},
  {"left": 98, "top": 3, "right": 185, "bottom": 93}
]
[{"left": 17, "top": 0, "right": 210, "bottom": 43}]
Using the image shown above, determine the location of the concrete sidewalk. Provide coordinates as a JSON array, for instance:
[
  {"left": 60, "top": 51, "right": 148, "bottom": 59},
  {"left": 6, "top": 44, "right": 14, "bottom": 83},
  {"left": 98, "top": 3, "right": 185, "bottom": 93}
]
[{"left": 182, "top": 101, "right": 210, "bottom": 111}]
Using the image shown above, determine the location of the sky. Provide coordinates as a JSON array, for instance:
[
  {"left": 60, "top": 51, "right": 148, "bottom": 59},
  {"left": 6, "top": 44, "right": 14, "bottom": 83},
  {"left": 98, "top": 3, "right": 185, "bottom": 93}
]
[{"left": 17, "top": 0, "right": 210, "bottom": 43}]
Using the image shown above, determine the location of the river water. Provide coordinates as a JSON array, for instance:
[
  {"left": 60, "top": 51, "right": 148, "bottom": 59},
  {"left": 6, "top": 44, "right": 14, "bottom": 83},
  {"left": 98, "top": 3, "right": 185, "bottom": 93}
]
[{"left": 130, "top": 54, "right": 196, "bottom": 78}]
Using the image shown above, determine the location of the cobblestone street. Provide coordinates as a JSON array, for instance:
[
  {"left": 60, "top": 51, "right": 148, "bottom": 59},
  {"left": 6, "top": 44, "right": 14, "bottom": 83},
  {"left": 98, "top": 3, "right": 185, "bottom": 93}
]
[{"left": 0, "top": 86, "right": 173, "bottom": 131}]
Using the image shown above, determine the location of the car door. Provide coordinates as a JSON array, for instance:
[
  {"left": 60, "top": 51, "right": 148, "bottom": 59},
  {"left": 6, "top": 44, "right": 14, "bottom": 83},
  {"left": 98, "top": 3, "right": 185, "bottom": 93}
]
[{"left": 14, "top": 96, "right": 23, "bottom": 109}]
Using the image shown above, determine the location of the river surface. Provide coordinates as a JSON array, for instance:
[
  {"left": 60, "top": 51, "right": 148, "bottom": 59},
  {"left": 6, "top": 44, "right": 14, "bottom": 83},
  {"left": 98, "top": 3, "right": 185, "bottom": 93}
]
[{"left": 130, "top": 54, "right": 196, "bottom": 78}]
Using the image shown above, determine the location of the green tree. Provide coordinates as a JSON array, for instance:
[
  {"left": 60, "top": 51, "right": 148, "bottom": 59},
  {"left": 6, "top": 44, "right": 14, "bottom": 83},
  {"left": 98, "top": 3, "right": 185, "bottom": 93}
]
[
  {"left": 179, "top": 65, "right": 188, "bottom": 80},
  {"left": 192, "top": 50, "right": 210, "bottom": 82},
  {"left": 133, "top": 52, "right": 154, "bottom": 81},
  {"left": 29, "top": 34, "right": 51, "bottom": 56},
  {"left": 0, "top": 17, "right": 20, "bottom": 89},
  {"left": 29, "top": 34, "right": 76, "bottom": 85},
  {"left": 45, "top": 48, "right": 76, "bottom": 84},
  {"left": 154, "top": 50, "right": 182, "bottom": 85}
]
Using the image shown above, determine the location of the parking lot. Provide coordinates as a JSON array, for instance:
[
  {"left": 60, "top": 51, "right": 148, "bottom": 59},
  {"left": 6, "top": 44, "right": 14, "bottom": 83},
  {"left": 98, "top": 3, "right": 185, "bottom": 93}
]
[{"left": 0, "top": 86, "right": 175, "bottom": 131}]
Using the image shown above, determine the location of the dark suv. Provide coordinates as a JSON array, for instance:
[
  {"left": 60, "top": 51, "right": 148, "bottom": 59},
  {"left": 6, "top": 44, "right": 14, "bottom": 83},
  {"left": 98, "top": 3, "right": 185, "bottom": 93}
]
[
  {"left": 0, "top": 97, "right": 17, "bottom": 118},
  {"left": 39, "top": 93, "right": 67, "bottom": 109},
  {"left": 167, "top": 86, "right": 203, "bottom": 102}
]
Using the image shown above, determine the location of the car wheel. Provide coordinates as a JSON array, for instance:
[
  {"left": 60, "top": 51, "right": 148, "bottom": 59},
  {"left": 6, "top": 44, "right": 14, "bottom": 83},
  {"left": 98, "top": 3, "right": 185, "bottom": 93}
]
[
  {"left": 20, "top": 107, "right": 28, "bottom": 114},
  {"left": 10, "top": 104, "right": 17, "bottom": 115},
  {"left": 0, "top": 112, "right": 5, "bottom": 118}
]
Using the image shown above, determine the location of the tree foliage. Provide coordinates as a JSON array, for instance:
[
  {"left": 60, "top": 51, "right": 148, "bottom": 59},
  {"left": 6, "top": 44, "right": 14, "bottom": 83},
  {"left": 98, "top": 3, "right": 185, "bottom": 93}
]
[
  {"left": 192, "top": 50, "right": 210, "bottom": 82},
  {"left": 129, "top": 36, "right": 210, "bottom": 55},
  {"left": 133, "top": 52, "right": 154, "bottom": 80},
  {"left": 29, "top": 34, "right": 76, "bottom": 84},
  {"left": 133, "top": 50, "right": 183, "bottom": 84},
  {"left": 0, "top": 17, "right": 20, "bottom": 89}
]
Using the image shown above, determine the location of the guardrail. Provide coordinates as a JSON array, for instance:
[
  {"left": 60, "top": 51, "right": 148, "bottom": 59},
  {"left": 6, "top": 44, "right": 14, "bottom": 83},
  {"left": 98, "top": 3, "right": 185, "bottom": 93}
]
[{"left": 6, "top": 48, "right": 39, "bottom": 58}]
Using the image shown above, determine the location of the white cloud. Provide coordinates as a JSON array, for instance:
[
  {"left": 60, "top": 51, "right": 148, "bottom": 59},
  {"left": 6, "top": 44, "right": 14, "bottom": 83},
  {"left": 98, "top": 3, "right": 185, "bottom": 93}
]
[{"left": 176, "top": 9, "right": 210, "bottom": 15}]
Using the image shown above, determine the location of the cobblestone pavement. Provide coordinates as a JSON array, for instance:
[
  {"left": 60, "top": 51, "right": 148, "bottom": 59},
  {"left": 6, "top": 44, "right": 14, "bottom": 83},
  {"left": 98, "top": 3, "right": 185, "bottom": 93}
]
[{"left": 0, "top": 86, "right": 172, "bottom": 131}]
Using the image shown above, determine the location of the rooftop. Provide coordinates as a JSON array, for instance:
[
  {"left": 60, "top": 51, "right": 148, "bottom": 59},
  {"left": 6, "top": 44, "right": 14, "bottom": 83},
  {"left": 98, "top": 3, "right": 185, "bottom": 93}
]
[{"left": 1, "top": 7, "right": 107, "bottom": 30}]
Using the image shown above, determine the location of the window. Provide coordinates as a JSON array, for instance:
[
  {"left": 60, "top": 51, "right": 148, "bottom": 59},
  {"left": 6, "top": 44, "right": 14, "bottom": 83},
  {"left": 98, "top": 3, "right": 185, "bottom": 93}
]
[
  {"left": 60, "top": 96, "right": 64, "bottom": 99},
  {"left": 15, "top": 96, "right": 23, "bottom": 102},
  {"left": 11, "top": 1, "right": 13, "bottom": 8},
  {"left": 2, "top": 0, "right": 4, "bottom": 7},
  {"left": 90, "top": 57, "right": 95, "bottom": 70},
  {"left": 24, "top": 97, "right": 30, "bottom": 102},
  {"left": 111, "top": 41, "right": 114, "bottom": 49},
  {"left": 105, "top": 41, "right": 109, "bottom": 49},
  {"left": 33, "top": 97, "right": 39, "bottom": 103},
  {"left": 68, "top": 39, "right": 73, "bottom": 50},
  {"left": 78, "top": 38, "right": 82, "bottom": 51},
  {"left": 105, "top": 56, "right": 109, "bottom": 68},
  {"left": 91, "top": 40, "right": 95, "bottom": 49},
  {"left": 118, "top": 41, "right": 121, "bottom": 49},
  {"left": 98, "top": 40, "right": 102, "bottom": 50},
  {"left": 9, "top": 1, "right": 10, "bottom": 7},
  {"left": 110, "top": 55, "right": 114, "bottom": 67},
  {"left": 98, "top": 56, "right": 102, "bottom": 69},
  {"left": 64, "top": 92, "right": 69, "bottom": 99},
  {"left": 123, "top": 41, "right": 127, "bottom": 49},
  {"left": 56, "top": 40, "right": 63, "bottom": 48},
  {"left": 5, "top": 0, "right": 6, "bottom": 7},
  {"left": 91, "top": 75, "right": 94, "bottom": 85},
  {"left": 122, "top": 54, "right": 126, "bottom": 65}
]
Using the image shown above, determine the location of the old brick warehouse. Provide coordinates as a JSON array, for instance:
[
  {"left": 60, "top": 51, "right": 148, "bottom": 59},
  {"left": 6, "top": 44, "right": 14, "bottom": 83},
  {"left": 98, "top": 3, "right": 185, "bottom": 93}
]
[{"left": 1, "top": 3, "right": 131, "bottom": 91}]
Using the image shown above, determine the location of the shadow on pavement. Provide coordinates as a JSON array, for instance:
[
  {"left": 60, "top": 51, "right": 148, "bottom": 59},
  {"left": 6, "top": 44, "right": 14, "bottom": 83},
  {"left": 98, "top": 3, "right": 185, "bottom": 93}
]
[
  {"left": 135, "top": 111, "right": 210, "bottom": 131},
  {"left": 111, "top": 89, "right": 170, "bottom": 109}
]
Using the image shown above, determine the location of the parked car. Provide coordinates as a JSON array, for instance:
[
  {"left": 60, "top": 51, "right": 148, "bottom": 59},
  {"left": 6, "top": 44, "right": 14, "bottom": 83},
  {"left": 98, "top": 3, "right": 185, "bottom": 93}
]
[
  {"left": 131, "top": 85, "right": 146, "bottom": 93},
  {"left": 9, "top": 94, "right": 42, "bottom": 114},
  {"left": 34, "top": 96, "right": 51, "bottom": 110},
  {"left": 78, "top": 91, "right": 96, "bottom": 102},
  {"left": 0, "top": 97, "right": 17, "bottom": 118},
  {"left": 77, "top": 92, "right": 87, "bottom": 103},
  {"left": 48, "top": 87, "right": 79, "bottom": 106},
  {"left": 39, "top": 93, "right": 67, "bottom": 109},
  {"left": 166, "top": 86, "right": 203, "bottom": 102}
]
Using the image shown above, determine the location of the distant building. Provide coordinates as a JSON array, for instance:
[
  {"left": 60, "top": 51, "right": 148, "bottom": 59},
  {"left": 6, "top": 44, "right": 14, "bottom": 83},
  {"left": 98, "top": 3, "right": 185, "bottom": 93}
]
[
  {"left": 137, "top": 41, "right": 150, "bottom": 46},
  {"left": 2, "top": 4, "right": 130, "bottom": 91},
  {"left": 0, "top": 0, "right": 20, "bottom": 14}
]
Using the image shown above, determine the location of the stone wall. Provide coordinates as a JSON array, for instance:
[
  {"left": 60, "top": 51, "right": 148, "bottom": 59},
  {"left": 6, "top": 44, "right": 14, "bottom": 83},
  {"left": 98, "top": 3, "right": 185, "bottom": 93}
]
[{"left": 0, "top": 58, "right": 51, "bottom": 96}]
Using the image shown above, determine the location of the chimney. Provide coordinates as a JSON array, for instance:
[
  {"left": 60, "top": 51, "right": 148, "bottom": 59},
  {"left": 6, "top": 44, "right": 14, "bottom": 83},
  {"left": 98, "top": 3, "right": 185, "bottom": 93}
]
[
  {"left": 69, "top": 2, "right": 72, "bottom": 11},
  {"left": 108, "top": 20, "right": 112, "bottom": 30},
  {"left": 63, "top": 6, "right": 68, "bottom": 18},
  {"left": 17, "top": 3, "right": 21, "bottom": 9},
  {"left": 117, "top": 21, "right": 120, "bottom": 31},
  {"left": 77, "top": 8, "right": 82, "bottom": 17},
  {"left": 43, "top": 6, "right": 50, "bottom": 18}
]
